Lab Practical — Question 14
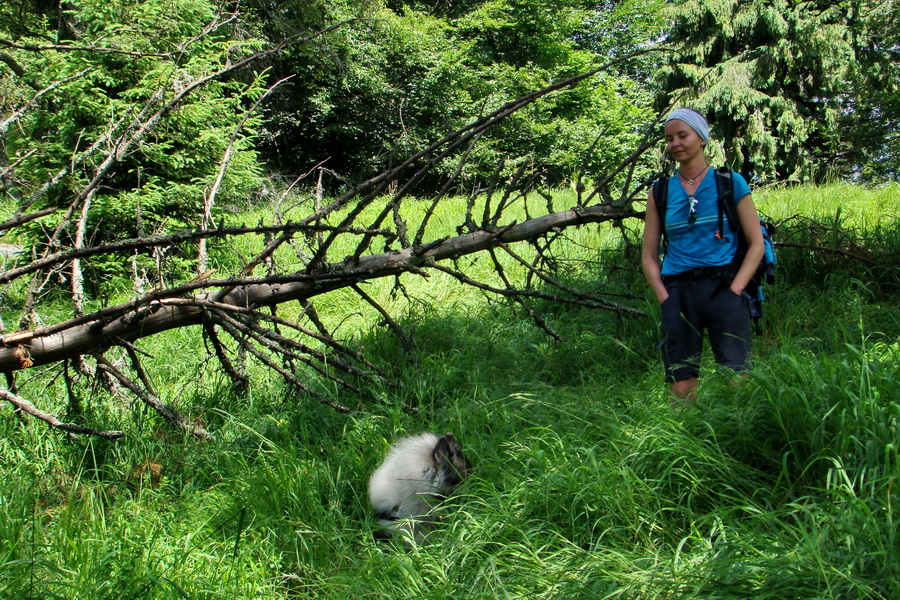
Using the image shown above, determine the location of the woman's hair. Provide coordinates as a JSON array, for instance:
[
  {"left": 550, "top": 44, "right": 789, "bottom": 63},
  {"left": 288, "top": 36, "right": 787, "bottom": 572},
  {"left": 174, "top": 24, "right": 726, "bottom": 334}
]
[{"left": 666, "top": 108, "right": 710, "bottom": 143}]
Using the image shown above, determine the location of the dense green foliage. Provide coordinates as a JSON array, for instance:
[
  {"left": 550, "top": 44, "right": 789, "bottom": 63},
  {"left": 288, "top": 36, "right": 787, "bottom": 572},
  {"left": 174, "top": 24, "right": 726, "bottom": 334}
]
[
  {"left": 659, "top": 0, "right": 900, "bottom": 182},
  {"left": 1, "top": 0, "right": 267, "bottom": 284},
  {"left": 3, "top": 0, "right": 897, "bottom": 263},
  {"left": 2, "top": 183, "right": 899, "bottom": 598},
  {"left": 247, "top": 0, "right": 899, "bottom": 184},
  {"left": 850, "top": 0, "right": 900, "bottom": 180},
  {"left": 253, "top": 0, "right": 657, "bottom": 187},
  {"left": 3, "top": 0, "right": 267, "bottom": 209}
]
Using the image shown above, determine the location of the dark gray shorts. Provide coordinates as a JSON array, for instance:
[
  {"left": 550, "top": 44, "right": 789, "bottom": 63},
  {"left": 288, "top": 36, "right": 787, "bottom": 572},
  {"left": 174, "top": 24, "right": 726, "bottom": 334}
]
[{"left": 659, "top": 277, "right": 752, "bottom": 382}]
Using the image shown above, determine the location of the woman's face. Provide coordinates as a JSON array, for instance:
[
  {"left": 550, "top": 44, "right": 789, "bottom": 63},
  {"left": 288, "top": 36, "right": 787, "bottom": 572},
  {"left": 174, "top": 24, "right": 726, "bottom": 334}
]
[{"left": 665, "top": 119, "right": 705, "bottom": 164}]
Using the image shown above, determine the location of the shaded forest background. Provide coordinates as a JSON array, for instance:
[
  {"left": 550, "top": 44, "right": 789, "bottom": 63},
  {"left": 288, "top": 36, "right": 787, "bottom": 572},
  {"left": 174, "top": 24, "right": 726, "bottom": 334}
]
[{"left": 4, "top": 0, "right": 898, "bottom": 205}]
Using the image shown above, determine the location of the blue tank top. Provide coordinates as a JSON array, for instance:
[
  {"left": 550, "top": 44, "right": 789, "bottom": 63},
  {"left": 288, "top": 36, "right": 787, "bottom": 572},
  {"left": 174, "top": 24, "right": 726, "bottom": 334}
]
[{"left": 660, "top": 170, "right": 752, "bottom": 277}]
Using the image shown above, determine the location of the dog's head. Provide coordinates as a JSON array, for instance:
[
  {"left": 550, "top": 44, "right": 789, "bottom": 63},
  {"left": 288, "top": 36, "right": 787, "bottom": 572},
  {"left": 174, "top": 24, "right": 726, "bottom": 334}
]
[{"left": 432, "top": 433, "right": 470, "bottom": 489}]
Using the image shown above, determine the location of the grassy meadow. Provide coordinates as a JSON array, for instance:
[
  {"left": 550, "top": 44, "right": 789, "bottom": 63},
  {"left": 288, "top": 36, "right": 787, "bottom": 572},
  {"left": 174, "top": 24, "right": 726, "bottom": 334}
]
[{"left": 1, "top": 182, "right": 899, "bottom": 599}]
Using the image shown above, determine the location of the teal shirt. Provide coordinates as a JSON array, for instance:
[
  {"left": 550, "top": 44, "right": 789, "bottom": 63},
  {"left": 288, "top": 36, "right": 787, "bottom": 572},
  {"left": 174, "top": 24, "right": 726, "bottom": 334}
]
[{"left": 660, "top": 171, "right": 752, "bottom": 277}]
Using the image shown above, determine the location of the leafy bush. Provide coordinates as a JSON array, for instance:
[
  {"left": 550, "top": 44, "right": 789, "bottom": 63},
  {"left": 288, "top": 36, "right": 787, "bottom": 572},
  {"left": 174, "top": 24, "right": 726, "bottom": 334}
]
[{"left": 3, "top": 0, "right": 266, "bottom": 286}]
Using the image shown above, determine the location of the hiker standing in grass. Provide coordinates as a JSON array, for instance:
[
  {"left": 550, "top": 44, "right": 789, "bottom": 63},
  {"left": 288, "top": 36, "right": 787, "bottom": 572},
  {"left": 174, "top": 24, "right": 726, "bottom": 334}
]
[{"left": 641, "top": 108, "right": 765, "bottom": 401}]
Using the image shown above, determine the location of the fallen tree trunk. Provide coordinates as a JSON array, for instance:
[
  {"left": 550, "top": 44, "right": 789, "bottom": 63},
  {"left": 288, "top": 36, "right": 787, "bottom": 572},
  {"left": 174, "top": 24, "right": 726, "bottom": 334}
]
[
  {"left": 0, "top": 203, "right": 642, "bottom": 373},
  {"left": 1, "top": 28, "right": 664, "bottom": 435}
]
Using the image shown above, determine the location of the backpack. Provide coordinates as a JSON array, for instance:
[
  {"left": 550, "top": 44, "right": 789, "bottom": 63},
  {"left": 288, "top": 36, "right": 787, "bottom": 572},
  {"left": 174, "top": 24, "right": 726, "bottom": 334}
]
[{"left": 652, "top": 167, "right": 777, "bottom": 332}]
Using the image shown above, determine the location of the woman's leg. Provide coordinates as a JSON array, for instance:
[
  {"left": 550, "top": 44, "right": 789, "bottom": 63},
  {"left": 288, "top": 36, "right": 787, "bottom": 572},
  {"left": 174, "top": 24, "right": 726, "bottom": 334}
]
[
  {"left": 660, "top": 281, "right": 702, "bottom": 398},
  {"left": 708, "top": 285, "right": 752, "bottom": 373},
  {"left": 669, "top": 377, "right": 698, "bottom": 403}
]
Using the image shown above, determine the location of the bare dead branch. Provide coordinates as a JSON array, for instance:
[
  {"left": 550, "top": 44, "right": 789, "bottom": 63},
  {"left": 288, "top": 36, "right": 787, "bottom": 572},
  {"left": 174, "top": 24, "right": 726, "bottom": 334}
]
[
  {"left": 0, "top": 222, "right": 392, "bottom": 285},
  {"left": 430, "top": 261, "right": 644, "bottom": 316},
  {"left": 304, "top": 47, "right": 668, "bottom": 268},
  {"left": 584, "top": 132, "right": 665, "bottom": 206},
  {"left": 0, "top": 386, "right": 125, "bottom": 439},
  {"left": 0, "top": 51, "right": 28, "bottom": 78},
  {"left": 489, "top": 161, "right": 531, "bottom": 228},
  {"left": 199, "top": 75, "right": 293, "bottom": 274},
  {"left": 16, "top": 263, "right": 58, "bottom": 331},
  {"left": 412, "top": 129, "right": 488, "bottom": 248},
  {"left": 120, "top": 341, "right": 158, "bottom": 398},
  {"left": 498, "top": 243, "right": 641, "bottom": 304},
  {"left": 209, "top": 307, "right": 371, "bottom": 390},
  {"left": 0, "top": 148, "right": 37, "bottom": 181},
  {"left": 488, "top": 247, "right": 562, "bottom": 341},
  {"left": 0, "top": 206, "right": 57, "bottom": 231},
  {"left": 351, "top": 284, "right": 413, "bottom": 353},
  {"left": 71, "top": 190, "right": 93, "bottom": 316},
  {"left": 94, "top": 354, "right": 214, "bottom": 440},
  {"left": 12, "top": 89, "right": 154, "bottom": 217},
  {"left": 0, "top": 38, "right": 207, "bottom": 58},
  {"left": 188, "top": 299, "right": 385, "bottom": 376},
  {"left": 211, "top": 315, "right": 352, "bottom": 414},
  {"left": 201, "top": 317, "right": 250, "bottom": 393},
  {"left": 0, "top": 68, "right": 92, "bottom": 135},
  {"left": 5, "top": 18, "right": 359, "bottom": 227},
  {"left": 0, "top": 201, "right": 641, "bottom": 373},
  {"left": 210, "top": 227, "right": 297, "bottom": 303},
  {"left": 480, "top": 158, "right": 508, "bottom": 229}
]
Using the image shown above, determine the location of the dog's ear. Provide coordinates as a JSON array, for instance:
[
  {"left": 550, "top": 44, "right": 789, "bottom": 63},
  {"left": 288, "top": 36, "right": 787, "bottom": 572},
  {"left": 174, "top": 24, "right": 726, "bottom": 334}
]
[
  {"left": 433, "top": 433, "right": 468, "bottom": 486},
  {"left": 433, "top": 433, "right": 458, "bottom": 466}
]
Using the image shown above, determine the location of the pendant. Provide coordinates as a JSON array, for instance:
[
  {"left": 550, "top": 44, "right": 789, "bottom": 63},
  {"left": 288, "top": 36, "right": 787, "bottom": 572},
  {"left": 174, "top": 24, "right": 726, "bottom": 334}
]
[{"left": 681, "top": 166, "right": 709, "bottom": 187}]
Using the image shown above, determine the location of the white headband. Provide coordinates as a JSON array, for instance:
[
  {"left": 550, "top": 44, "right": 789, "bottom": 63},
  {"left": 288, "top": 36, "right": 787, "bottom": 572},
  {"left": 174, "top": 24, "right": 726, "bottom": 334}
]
[{"left": 666, "top": 109, "right": 710, "bottom": 143}]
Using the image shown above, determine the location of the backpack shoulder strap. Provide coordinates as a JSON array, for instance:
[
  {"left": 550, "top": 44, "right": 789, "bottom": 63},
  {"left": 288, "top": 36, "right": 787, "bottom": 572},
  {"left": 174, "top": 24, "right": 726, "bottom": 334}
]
[
  {"left": 652, "top": 175, "right": 670, "bottom": 245},
  {"left": 714, "top": 167, "right": 740, "bottom": 240}
]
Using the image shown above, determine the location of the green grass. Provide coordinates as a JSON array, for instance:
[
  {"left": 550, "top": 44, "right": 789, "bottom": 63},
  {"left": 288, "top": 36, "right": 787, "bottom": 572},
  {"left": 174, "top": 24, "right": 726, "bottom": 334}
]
[{"left": 2, "top": 183, "right": 899, "bottom": 598}]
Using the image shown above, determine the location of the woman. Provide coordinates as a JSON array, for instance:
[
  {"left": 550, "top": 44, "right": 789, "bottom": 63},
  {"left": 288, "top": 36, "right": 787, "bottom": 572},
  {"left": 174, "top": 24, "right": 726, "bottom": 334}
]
[{"left": 641, "top": 108, "right": 765, "bottom": 401}]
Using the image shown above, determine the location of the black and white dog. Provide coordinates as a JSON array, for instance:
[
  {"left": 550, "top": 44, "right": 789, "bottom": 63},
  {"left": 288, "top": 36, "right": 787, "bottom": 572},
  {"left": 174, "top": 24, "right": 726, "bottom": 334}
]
[{"left": 368, "top": 432, "right": 469, "bottom": 541}]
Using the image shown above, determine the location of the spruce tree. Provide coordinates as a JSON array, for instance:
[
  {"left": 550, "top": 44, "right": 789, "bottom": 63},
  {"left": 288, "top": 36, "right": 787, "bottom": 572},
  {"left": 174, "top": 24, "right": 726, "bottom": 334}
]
[{"left": 656, "top": 0, "right": 886, "bottom": 182}]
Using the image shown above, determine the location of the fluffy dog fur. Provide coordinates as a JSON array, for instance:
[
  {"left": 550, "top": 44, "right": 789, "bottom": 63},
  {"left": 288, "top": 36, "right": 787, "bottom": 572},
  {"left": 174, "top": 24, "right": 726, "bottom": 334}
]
[{"left": 368, "top": 432, "right": 469, "bottom": 541}]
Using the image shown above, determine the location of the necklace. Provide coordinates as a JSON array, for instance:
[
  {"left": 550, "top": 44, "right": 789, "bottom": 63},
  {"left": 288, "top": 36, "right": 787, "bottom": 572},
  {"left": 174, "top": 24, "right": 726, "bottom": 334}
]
[{"left": 679, "top": 166, "right": 709, "bottom": 185}]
